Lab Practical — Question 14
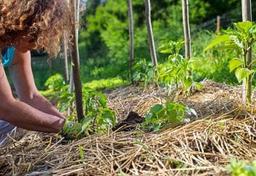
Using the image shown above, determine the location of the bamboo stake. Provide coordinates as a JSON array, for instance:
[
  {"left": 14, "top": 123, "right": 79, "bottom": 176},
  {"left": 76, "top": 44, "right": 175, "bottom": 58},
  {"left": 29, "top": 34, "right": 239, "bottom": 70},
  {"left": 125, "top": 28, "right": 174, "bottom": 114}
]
[
  {"left": 182, "top": 0, "right": 192, "bottom": 59},
  {"left": 145, "top": 0, "right": 158, "bottom": 67},
  {"left": 128, "top": 0, "right": 135, "bottom": 83},
  {"left": 241, "top": 0, "right": 253, "bottom": 104},
  {"left": 70, "top": 0, "right": 84, "bottom": 121}
]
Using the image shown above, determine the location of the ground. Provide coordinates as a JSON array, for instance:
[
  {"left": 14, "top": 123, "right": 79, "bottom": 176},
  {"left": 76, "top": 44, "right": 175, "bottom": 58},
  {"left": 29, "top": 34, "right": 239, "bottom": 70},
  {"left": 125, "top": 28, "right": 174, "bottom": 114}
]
[{"left": 0, "top": 81, "right": 255, "bottom": 176}]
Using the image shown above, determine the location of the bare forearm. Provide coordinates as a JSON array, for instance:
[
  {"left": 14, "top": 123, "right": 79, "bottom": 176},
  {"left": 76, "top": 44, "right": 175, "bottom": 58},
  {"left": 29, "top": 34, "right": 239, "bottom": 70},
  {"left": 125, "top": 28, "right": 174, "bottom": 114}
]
[
  {"left": 0, "top": 63, "right": 64, "bottom": 133},
  {"left": 0, "top": 99, "right": 64, "bottom": 133},
  {"left": 9, "top": 50, "right": 37, "bottom": 99},
  {"left": 9, "top": 50, "right": 65, "bottom": 119}
]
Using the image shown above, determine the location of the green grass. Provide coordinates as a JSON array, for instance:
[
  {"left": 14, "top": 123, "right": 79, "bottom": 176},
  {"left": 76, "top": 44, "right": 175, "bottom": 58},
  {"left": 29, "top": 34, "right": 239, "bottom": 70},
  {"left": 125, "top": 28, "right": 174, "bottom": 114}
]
[{"left": 83, "top": 77, "right": 129, "bottom": 90}]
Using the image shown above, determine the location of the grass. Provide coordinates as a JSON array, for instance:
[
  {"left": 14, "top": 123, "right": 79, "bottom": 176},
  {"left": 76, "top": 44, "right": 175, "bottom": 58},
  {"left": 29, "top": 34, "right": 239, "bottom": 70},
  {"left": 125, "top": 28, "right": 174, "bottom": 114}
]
[{"left": 83, "top": 77, "right": 129, "bottom": 91}]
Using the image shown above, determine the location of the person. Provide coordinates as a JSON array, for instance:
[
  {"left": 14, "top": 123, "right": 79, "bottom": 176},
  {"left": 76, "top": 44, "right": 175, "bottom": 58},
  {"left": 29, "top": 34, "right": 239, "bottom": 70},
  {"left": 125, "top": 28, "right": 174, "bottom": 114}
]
[{"left": 0, "top": 0, "right": 71, "bottom": 144}]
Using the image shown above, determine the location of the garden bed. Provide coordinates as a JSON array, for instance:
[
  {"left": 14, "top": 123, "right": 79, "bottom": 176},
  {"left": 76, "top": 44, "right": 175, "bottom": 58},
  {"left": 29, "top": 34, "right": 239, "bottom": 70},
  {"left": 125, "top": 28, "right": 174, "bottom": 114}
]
[{"left": 0, "top": 81, "right": 255, "bottom": 176}]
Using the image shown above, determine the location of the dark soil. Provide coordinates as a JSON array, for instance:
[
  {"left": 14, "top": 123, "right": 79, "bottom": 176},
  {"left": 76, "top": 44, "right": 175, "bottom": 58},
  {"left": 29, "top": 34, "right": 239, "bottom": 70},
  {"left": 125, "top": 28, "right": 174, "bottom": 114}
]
[{"left": 112, "top": 111, "right": 144, "bottom": 131}]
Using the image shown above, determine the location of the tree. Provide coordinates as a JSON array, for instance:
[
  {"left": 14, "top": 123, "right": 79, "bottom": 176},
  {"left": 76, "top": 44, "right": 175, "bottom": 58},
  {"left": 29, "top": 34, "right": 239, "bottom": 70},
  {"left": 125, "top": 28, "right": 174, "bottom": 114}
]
[
  {"left": 128, "top": 0, "right": 135, "bottom": 83},
  {"left": 182, "top": 0, "right": 192, "bottom": 59},
  {"left": 145, "top": 0, "right": 158, "bottom": 67},
  {"left": 241, "top": 0, "right": 253, "bottom": 104},
  {"left": 70, "top": 0, "right": 84, "bottom": 121}
]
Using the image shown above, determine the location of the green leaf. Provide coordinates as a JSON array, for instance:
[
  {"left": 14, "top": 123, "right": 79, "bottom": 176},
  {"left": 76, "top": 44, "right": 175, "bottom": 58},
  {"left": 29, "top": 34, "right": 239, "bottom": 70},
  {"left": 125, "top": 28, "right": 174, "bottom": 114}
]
[
  {"left": 80, "top": 118, "right": 93, "bottom": 135},
  {"left": 159, "top": 43, "right": 172, "bottom": 54},
  {"left": 204, "top": 35, "right": 230, "bottom": 51},
  {"left": 101, "top": 109, "right": 116, "bottom": 126},
  {"left": 230, "top": 35, "right": 244, "bottom": 49},
  {"left": 165, "top": 102, "right": 185, "bottom": 124},
  {"left": 235, "top": 68, "right": 254, "bottom": 83},
  {"left": 229, "top": 58, "right": 244, "bottom": 72},
  {"left": 234, "top": 21, "right": 253, "bottom": 33},
  {"left": 184, "top": 78, "right": 193, "bottom": 91},
  {"left": 249, "top": 25, "right": 256, "bottom": 36},
  {"left": 150, "top": 104, "right": 164, "bottom": 114}
]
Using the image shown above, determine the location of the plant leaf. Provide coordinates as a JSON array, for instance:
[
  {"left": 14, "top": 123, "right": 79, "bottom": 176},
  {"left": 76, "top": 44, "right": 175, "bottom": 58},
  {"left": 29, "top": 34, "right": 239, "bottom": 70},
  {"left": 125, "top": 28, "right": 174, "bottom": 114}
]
[
  {"left": 204, "top": 35, "right": 230, "bottom": 51},
  {"left": 230, "top": 35, "right": 244, "bottom": 49},
  {"left": 235, "top": 68, "right": 254, "bottom": 83},
  {"left": 234, "top": 21, "right": 253, "bottom": 33},
  {"left": 229, "top": 58, "right": 244, "bottom": 72},
  {"left": 80, "top": 118, "right": 93, "bottom": 134},
  {"left": 150, "top": 104, "right": 164, "bottom": 115}
]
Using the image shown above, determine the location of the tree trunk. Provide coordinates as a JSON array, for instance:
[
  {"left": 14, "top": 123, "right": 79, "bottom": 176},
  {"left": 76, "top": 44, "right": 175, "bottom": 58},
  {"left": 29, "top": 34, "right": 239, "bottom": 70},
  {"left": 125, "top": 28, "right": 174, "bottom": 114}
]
[
  {"left": 241, "top": 0, "right": 252, "bottom": 104},
  {"left": 145, "top": 0, "right": 158, "bottom": 67},
  {"left": 70, "top": 0, "right": 84, "bottom": 121},
  {"left": 128, "top": 0, "right": 135, "bottom": 83},
  {"left": 182, "top": 0, "right": 192, "bottom": 59}
]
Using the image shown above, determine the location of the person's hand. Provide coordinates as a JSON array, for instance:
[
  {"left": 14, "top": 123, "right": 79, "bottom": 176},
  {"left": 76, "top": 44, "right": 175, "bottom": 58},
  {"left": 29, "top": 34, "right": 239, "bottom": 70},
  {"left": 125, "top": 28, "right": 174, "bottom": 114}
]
[{"left": 20, "top": 92, "right": 65, "bottom": 120}]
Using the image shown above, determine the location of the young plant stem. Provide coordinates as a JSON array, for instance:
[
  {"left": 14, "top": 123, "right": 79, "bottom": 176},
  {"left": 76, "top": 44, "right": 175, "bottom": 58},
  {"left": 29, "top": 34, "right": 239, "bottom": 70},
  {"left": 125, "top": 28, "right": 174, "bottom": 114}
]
[
  {"left": 241, "top": 0, "right": 253, "bottom": 105},
  {"left": 242, "top": 50, "right": 247, "bottom": 105},
  {"left": 246, "top": 47, "right": 252, "bottom": 104}
]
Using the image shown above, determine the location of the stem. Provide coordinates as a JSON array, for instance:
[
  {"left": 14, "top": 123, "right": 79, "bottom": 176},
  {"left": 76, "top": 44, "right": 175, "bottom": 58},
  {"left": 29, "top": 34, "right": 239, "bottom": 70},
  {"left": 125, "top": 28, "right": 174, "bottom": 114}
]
[{"left": 246, "top": 47, "right": 253, "bottom": 104}]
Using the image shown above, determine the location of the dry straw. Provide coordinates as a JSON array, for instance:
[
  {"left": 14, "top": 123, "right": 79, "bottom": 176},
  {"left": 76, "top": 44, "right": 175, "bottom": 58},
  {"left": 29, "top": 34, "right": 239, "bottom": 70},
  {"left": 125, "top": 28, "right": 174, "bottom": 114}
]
[{"left": 0, "top": 81, "right": 255, "bottom": 176}]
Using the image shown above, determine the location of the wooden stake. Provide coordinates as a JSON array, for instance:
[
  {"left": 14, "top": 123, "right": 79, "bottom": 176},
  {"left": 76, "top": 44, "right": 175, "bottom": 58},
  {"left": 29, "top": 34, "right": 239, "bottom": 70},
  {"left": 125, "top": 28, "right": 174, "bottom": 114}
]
[
  {"left": 145, "top": 0, "right": 158, "bottom": 67},
  {"left": 128, "top": 0, "right": 135, "bottom": 83},
  {"left": 70, "top": 0, "right": 84, "bottom": 121},
  {"left": 182, "top": 0, "right": 192, "bottom": 59},
  {"left": 216, "top": 16, "right": 221, "bottom": 33},
  {"left": 241, "top": 0, "right": 253, "bottom": 105}
]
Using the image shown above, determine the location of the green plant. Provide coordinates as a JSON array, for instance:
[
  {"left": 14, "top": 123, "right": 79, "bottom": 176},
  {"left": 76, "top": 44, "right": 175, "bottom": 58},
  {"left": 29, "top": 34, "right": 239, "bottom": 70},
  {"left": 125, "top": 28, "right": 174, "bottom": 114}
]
[
  {"left": 42, "top": 74, "right": 116, "bottom": 139},
  {"left": 84, "top": 77, "right": 128, "bottom": 90},
  {"left": 41, "top": 74, "right": 74, "bottom": 113},
  {"left": 62, "top": 88, "right": 116, "bottom": 139},
  {"left": 191, "top": 31, "right": 238, "bottom": 84},
  {"left": 227, "top": 160, "right": 256, "bottom": 176},
  {"left": 44, "top": 73, "right": 66, "bottom": 92},
  {"left": 205, "top": 21, "right": 256, "bottom": 104},
  {"left": 142, "top": 102, "right": 187, "bottom": 132},
  {"left": 132, "top": 59, "right": 156, "bottom": 86},
  {"left": 158, "top": 40, "right": 202, "bottom": 93}
]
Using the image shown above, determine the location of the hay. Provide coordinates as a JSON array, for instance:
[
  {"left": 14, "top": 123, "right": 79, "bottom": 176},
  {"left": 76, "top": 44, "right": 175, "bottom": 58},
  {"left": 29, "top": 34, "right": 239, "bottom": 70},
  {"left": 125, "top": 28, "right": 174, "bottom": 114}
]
[{"left": 0, "top": 81, "right": 255, "bottom": 176}]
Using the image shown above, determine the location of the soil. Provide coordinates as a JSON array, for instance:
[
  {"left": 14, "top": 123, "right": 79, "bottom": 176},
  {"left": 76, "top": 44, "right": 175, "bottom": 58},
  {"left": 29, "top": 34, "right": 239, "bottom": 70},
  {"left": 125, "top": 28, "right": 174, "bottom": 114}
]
[{"left": 112, "top": 111, "right": 144, "bottom": 131}]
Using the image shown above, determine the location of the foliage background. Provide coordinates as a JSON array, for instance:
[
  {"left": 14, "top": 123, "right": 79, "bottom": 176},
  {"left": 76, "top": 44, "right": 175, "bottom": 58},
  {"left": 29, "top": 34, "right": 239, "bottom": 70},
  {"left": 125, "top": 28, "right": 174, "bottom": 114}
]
[{"left": 31, "top": 0, "right": 256, "bottom": 89}]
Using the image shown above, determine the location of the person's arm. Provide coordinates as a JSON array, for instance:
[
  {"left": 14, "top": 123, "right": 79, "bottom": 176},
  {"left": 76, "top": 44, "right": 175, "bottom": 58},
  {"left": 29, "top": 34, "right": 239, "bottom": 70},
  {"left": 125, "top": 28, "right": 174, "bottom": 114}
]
[
  {"left": 0, "top": 65, "right": 64, "bottom": 133},
  {"left": 9, "top": 49, "right": 65, "bottom": 119}
]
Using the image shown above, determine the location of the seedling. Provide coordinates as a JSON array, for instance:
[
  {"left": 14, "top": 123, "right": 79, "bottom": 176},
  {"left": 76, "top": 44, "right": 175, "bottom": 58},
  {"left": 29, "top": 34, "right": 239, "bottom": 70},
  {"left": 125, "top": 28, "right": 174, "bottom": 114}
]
[
  {"left": 206, "top": 21, "right": 256, "bottom": 104},
  {"left": 142, "top": 102, "right": 186, "bottom": 132},
  {"left": 158, "top": 40, "right": 202, "bottom": 94}
]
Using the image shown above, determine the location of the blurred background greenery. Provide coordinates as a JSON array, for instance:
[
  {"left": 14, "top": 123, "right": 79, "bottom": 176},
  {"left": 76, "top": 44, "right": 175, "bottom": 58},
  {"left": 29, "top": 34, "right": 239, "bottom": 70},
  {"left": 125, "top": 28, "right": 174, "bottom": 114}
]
[{"left": 31, "top": 0, "right": 256, "bottom": 90}]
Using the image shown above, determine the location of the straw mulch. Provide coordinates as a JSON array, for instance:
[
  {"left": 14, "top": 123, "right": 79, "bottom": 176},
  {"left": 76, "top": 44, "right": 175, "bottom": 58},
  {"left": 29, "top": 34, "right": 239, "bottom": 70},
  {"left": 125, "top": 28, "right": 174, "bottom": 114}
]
[
  {"left": 0, "top": 81, "right": 255, "bottom": 176},
  {"left": 107, "top": 80, "right": 247, "bottom": 119}
]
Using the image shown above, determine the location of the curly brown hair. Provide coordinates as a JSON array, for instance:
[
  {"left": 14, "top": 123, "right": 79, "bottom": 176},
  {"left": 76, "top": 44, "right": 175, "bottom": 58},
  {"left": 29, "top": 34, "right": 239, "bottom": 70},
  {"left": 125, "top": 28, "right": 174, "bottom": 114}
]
[{"left": 0, "top": 0, "right": 71, "bottom": 55}]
